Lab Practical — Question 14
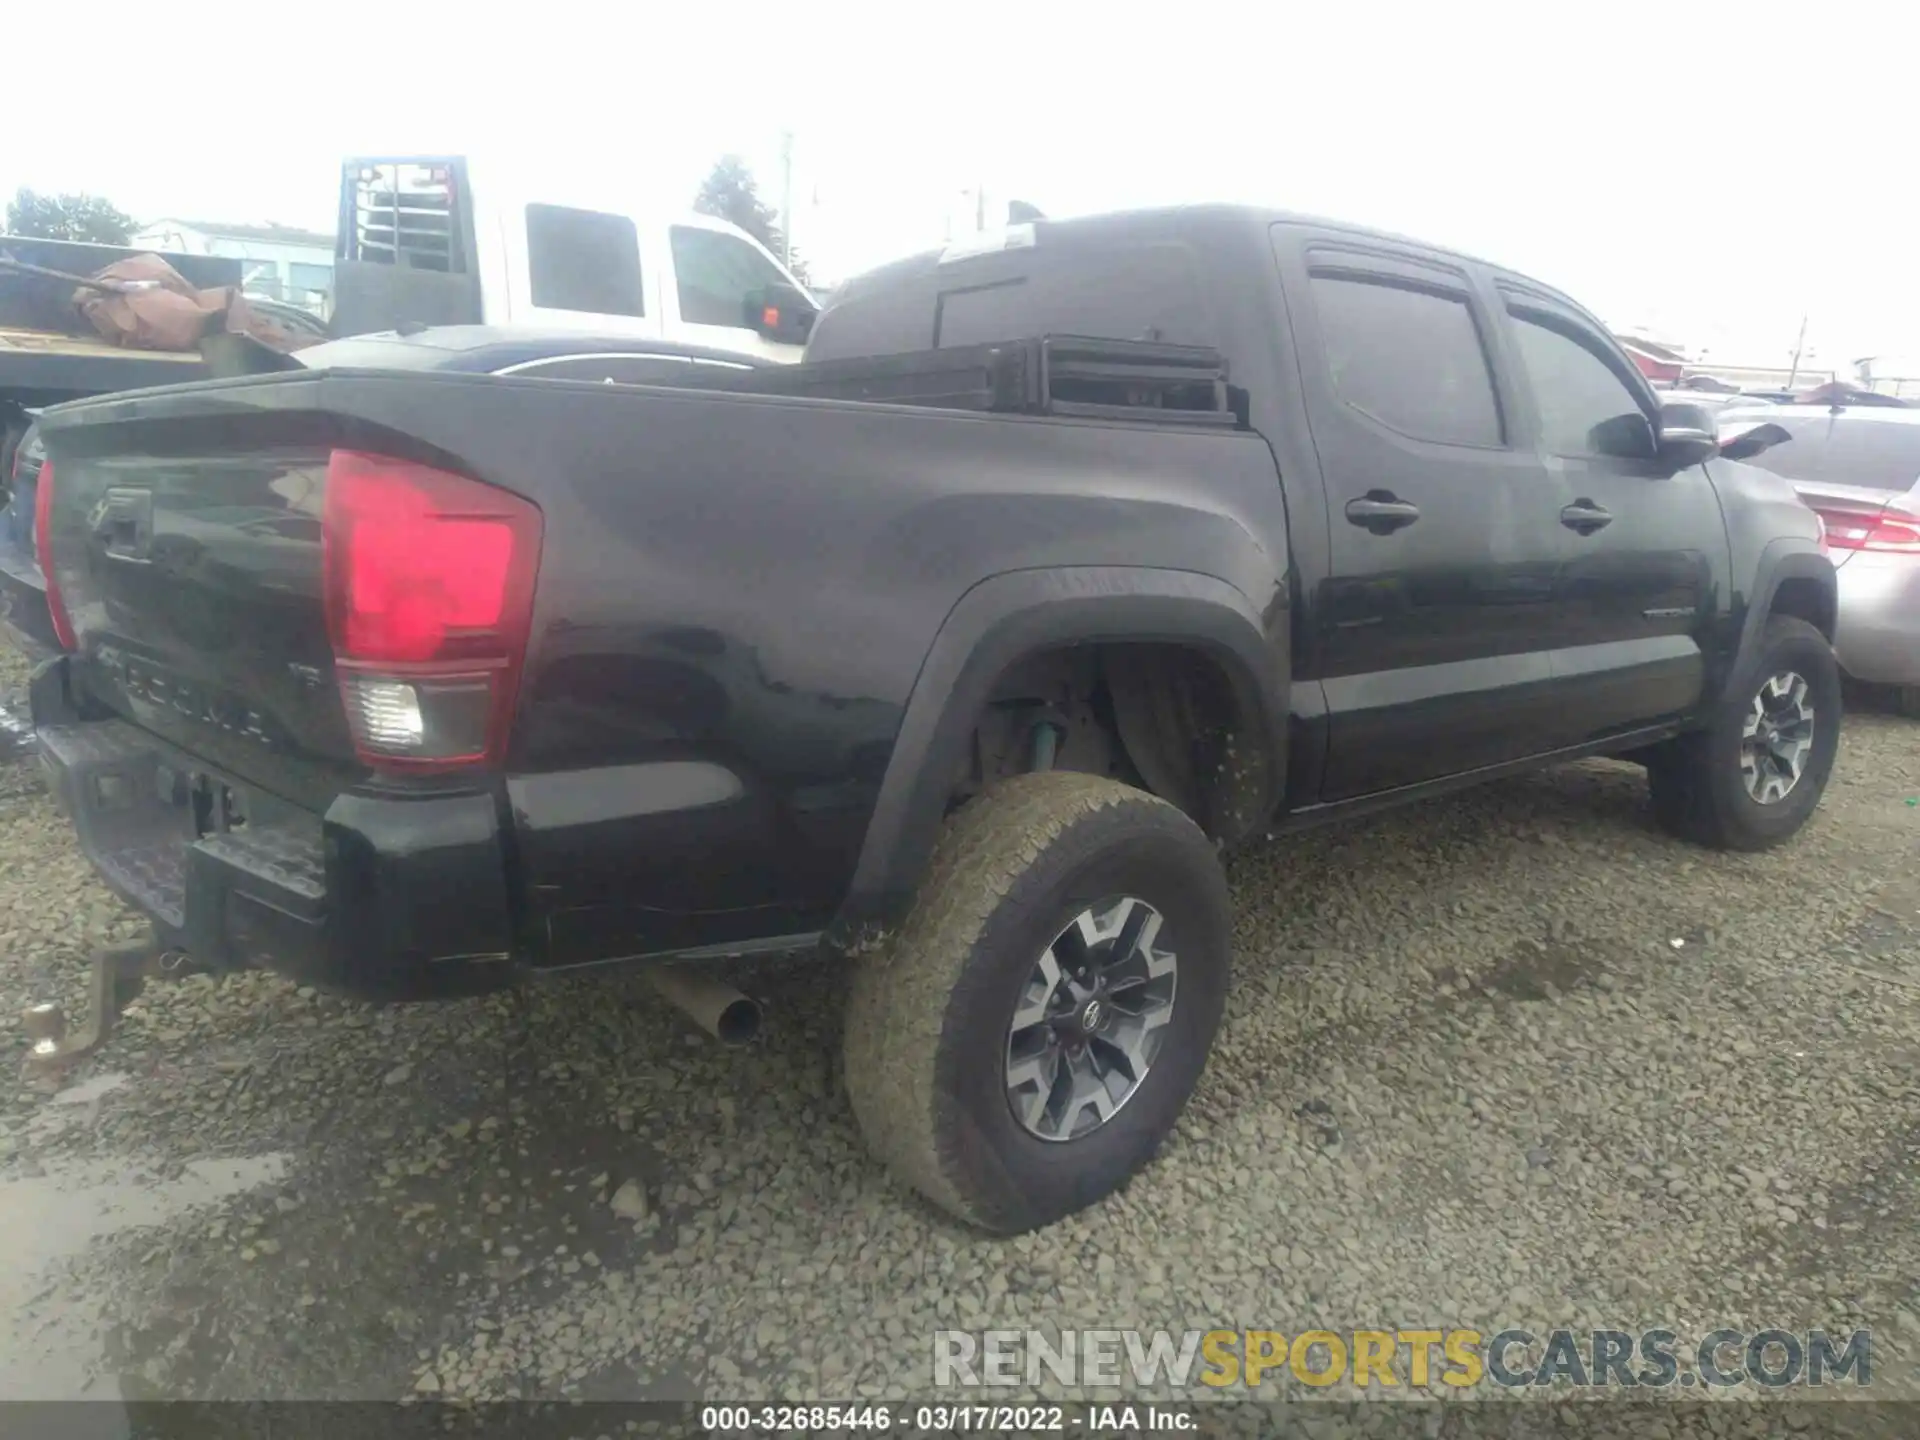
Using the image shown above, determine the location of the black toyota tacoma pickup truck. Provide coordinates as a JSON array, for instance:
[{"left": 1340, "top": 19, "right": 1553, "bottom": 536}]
[{"left": 24, "top": 205, "right": 1837, "bottom": 1233}]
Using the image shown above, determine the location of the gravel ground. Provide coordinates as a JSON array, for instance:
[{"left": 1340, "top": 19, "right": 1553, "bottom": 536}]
[{"left": 3, "top": 638, "right": 1920, "bottom": 1428}]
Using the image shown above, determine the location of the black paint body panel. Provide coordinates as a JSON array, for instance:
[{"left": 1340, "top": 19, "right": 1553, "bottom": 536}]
[{"left": 30, "top": 205, "right": 1832, "bottom": 996}]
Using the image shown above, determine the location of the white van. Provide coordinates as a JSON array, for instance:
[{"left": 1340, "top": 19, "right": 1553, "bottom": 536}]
[{"left": 331, "top": 156, "right": 819, "bottom": 362}]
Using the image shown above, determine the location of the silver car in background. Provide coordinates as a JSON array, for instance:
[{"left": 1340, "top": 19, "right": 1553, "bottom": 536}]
[{"left": 1722, "top": 405, "right": 1920, "bottom": 715}]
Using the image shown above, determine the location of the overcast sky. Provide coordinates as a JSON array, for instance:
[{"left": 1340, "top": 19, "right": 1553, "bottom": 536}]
[{"left": 6, "top": 0, "right": 1912, "bottom": 374}]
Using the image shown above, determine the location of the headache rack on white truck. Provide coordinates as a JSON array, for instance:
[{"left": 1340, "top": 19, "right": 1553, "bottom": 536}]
[{"left": 331, "top": 157, "right": 484, "bottom": 336}]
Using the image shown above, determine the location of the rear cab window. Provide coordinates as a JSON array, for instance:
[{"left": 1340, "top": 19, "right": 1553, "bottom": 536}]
[{"left": 341, "top": 159, "right": 469, "bottom": 272}]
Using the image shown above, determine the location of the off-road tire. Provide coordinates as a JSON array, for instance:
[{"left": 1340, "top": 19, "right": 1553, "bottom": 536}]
[
  {"left": 1647, "top": 615, "right": 1840, "bottom": 851},
  {"left": 1893, "top": 685, "right": 1920, "bottom": 720},
  {"left": 843, "top": 772, "right": 1231, "bottom": 1234}
]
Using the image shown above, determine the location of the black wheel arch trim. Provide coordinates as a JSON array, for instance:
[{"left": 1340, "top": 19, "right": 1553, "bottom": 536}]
[
  {"left": 1724, "top": 543, "right": 1836, "bottom": 701},
  {"left": 827, "top": 566, "right": 1288, "bottom": 950}
]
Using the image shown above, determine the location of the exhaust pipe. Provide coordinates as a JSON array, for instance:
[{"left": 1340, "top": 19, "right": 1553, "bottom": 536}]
[{"left": 646, "top": 966, "right": 761, "bottom": 1046}]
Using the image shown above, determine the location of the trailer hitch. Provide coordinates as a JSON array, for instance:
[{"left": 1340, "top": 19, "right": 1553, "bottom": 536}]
[{"left": 20, "top": 932, "right": 207, "bottom": 1076}]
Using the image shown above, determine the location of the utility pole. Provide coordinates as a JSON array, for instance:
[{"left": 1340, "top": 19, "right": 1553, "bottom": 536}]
[
  {"left": 1785, "top": 313, "right": 1809, "bottom": 389},
  {"left": 975, "top": 181, "right": 986, "bottom": 233},
  {"left": 779, "top": 128, "right": 794, "bottom": 266}
]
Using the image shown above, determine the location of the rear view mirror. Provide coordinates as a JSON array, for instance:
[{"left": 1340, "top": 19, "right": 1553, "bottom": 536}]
[{"left": 743, "top": 283, "right": 817, "bottom": 345}]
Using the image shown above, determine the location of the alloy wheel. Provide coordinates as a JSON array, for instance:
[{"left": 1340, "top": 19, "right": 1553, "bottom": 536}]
[
  {"left": 1740, "top": 671, "right": 1816, "bottom": 805},
  {"left": 1004, "top": 896, "right": 1178, "bottom": 1143}
]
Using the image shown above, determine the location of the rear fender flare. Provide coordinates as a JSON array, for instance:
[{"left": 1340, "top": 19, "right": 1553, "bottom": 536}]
[{"left": 828, "top": 566, "right": 1287, "bottom": 949}]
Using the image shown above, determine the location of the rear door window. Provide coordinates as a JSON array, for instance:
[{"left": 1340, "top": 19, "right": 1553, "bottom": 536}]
[
  {"left": 525, "top": 205, "right": 645, "bottom": 317},
  {"left": 1309, "top": 274, "right": 1503, "bottom": 447}
]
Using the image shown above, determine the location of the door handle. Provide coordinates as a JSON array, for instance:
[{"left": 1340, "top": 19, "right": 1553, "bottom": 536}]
[
  {"left": 1561, "top": 500, "right": 1612, "bottom": 535},
  {"left": 1345, "top": 492, "right": 1421, "bottom": 534}
]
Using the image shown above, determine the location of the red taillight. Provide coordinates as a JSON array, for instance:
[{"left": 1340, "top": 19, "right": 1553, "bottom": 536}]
[
  {"left": 1810, "top": 507, "right": 1920, "bottom": 554},
  {"left": 32, "top": 460, "right": 77, "bottom": 651},
  {"left": 322, "top": 451, "right": 541, "bottom": 773}
]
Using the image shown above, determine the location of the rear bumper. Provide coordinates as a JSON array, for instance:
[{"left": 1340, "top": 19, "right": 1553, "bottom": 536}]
[
  {"left": 33, "top": 699, "right": 520, "bottom": 1001},
  {"left": 1833, "top": 552, "right": 1920, "bottom": 686}
]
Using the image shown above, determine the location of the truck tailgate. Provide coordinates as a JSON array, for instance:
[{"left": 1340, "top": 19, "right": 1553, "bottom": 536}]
[
  {"left": 32, "top": 373, "right": 535, "bottom": 989},
  {"left": 40, "top": 398, "right": 359, "bottom": 810}
]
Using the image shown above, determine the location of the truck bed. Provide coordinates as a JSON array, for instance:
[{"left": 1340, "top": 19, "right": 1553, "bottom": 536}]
[
  {"left": 1, "top": 238, "right": 239, "bottom": 405},
  {"left": 31, "top": 356, "right": 1282, "bottom": 989},
  {"left": 1, "top": 237, "right": 242, "bottom": 336},
  {"left": 1, "top": 328, "right": 209, "bottom": 402}
]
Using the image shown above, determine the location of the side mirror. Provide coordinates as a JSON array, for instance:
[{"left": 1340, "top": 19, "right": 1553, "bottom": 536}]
[
  {"left": 1655, "top": 400, "right": 1720, "bottom": 472},
  {"left": 1717, "top": 420, "right": 1794, "bottom": 463},
  {"left": 742, "top": 283, "right": 817, "bottom": 345},
  {"left": 1589, "top": 411, "right": 1658, "bottom": 461}
]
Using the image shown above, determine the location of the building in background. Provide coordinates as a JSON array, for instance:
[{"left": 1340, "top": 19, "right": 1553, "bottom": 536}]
[
  {"left": 1612, "top": 324, "right": 1848, "bottom": 395},
  {"left": 1849, "top": 356, "right": 1920, "bottom": 400},
  {"left": 130, "top": 219, "right": 335, "bottom": 315},
  {"left": 1614, "top": 332, "right": 1689, "bottom": 385}
]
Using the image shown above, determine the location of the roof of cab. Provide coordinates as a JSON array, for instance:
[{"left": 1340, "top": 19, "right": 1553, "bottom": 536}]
[{"left": 825, "top": 202, "right": 1585, "bottom": 320}]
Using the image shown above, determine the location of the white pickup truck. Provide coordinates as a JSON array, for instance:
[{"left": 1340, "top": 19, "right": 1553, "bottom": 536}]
[{"left": 332, "top": 155, "right": 820, "bottom": 363}]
